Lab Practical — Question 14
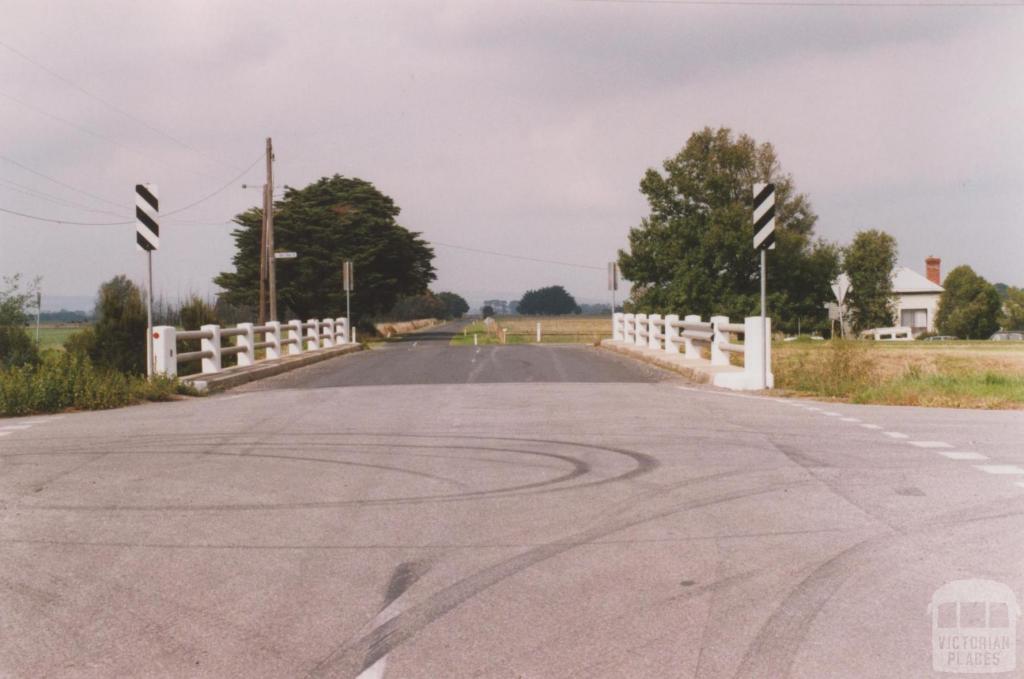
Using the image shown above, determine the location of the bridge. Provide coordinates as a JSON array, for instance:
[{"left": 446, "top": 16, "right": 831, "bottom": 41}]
[{"left": 1, "top": 321, "right": 1022, "bottom": 677}]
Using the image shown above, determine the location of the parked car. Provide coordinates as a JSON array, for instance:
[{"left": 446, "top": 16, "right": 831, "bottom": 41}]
[
  {"left": 990, "top": 331, "right": 1024, "bottom": 341},
  {"left": 922, "top": 335, "right": 958, "bottom": 341}
]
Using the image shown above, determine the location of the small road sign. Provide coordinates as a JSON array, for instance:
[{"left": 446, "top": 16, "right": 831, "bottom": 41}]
[
  {"left": 274, "top": 251, "right": 297, "bottom": 259},
  {"left": 752, "top": 182, "right": 775, "bottom": 250},
  {"left": 342, "top": 260, "right": 354, "bottom": 292},
  {"left": 135, "top": 184, "right": 159, "bottom": 251}
]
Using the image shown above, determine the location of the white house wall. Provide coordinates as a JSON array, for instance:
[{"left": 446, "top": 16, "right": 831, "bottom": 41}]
[{"left": 894, "top": 292, "right": 941, "bottom": 335}]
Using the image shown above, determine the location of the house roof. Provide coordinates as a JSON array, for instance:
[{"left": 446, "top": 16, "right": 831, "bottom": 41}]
[{"left": 892, "top": 266, "right": 943, "bottom": 294}]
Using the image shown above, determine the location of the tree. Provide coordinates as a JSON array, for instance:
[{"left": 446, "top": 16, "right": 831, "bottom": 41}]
[
  {"left": 843, "top": 230, "right": 898, "bottom": 332},
  {"left": 936, "top": 266, "right": 1002, "bottom": 339},
  {"left": 481, "top": 305, "right": 495, "bottom": 318},
  {"left": 618, "top": 127, "right": 840, "bottom": 333},
  {"left": 86, "top": 275, "right": 148, "bottom": 375},
  {"left": 999, "top": 287, "right": 1024, "bottom": 330},
  {"left": 0, "top": 275, "right": 41, "bottom": 368},
  {"left": 215, "top": 175, "right": 435, "bottom": 323},
  {"left": 517, "top": 285, "right": 580, "bottom": 315},
  {"left": 387, "top": 293, "right": 448, "bottom": 321},
  {"left": 436, "top": 291, "right": 469, "bottom": 319}
]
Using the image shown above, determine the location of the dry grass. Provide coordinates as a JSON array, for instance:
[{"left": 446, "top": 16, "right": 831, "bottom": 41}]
[
  {"left": 774, "top": 339, "right": 1024, "bottom": 409},
  {"left": 450, "top": 316, "right": 611, "bottom": 346}
]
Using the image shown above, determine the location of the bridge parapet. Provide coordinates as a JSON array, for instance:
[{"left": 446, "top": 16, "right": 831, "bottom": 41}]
[{"left": 610, "top": 312, "right": 772, "bottom": 390}]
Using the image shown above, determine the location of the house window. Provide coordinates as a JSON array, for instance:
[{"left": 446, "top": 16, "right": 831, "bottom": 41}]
[{"left": 901, "top": 308, "right": 927, "bottom": 329}]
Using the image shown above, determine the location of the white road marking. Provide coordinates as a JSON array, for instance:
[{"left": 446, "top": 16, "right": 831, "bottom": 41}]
[
  {"left": 412, "top": 342, "right": 418, "bottom": 347},
  {"left": 822, "top": 412, "right": 841, "bottom": 416},
  {"left": 356, "top": 657, "right": 387, "bottom": 679},
  {"left": 974, "top": 465, "right": 1024, "bottom": 475},
  {"left": 841, "top": 417, "right": 860, "bottom": 423},
  {"left": 0, "top": 424, "right": 31, "bottom": 431},
  {"left": 884, "top": 432, "right": 909, "bottom": 439},
  {"left": 860, "top": 424, "right": 882, "bottom": 430},
  {"left": 1016, "top": 482, "right": 1024, "bottom": 490},
  {"left": 806, "top": 407, "right": 823, "bottom": 412},
  {"left": 938, "top": 452, "right": 989, "bottom": 461},
  {"left": 909, "top": 441, "right": 952, "bottom": 449},
  {"left": 0, "top": 431, "right": 11, "bottom": 437}
]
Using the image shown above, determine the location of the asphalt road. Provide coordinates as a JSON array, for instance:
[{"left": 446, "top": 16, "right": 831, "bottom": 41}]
[{"left": 2, "top": 323, "right": 1023, "bottom": 678}]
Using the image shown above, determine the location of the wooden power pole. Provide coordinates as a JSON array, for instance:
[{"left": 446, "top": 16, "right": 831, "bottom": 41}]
[{"left": 266, "top": 137, "right": 277, "bottom": 322}]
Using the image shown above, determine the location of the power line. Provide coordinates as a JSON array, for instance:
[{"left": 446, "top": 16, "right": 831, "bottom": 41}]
[
  {"left": 431, "top": 241, "right": 604, "bottom": 271},
  {"left": 0, "top": 153, "right": 123, "bottom": 208},
  {"left": 161, "top": 153, "right": 265, "bottom": 217},
  {"left": 0, "top": 90, "right": 225, "bottom": 181},
  {"left": 576, "top": 0, "right": 1022, "bottom": 7},
  {"left": 0, "top": 178, "right": 130, "bottom": 218},
  {"left": 0, "top": 206, "right": 131, "bottom": 226},
  {"left": 0, "top": 38, "right": 242, "bottom": 172}
]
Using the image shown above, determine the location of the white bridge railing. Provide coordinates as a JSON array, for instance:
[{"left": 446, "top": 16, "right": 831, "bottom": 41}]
[
  {"left": 151, "top": 317, "right": 353, "bottom": 378},
  {"left": 612, "top": 312, "right": 772, "bottom": 390}
]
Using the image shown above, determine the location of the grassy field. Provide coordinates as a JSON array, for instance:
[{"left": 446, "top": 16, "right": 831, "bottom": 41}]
[
  {"left": 450, "top": 316, "right": 611, "bottom": 346},
  {"left": 33, "top": 324, "right": 88, "bottom": 349},
  {"left": 773, "top": 338, "right": 1024, "bottom": 409}
]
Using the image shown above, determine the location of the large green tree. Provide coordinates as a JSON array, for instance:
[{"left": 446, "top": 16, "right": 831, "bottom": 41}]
[
  {"left": 843, "top": 229, "right": 898, "bottom": 331},
  {"left": 215, "top": 175, "right": 435, "bottom": 322},
  {"left": 517, "top": 285, "right": 580, "bottom": 315},
  {"left": 999, "top": 286, "right": 1024, "bottom": 330},
  {"left": 936, "top": 265, "right": 1002, "bottom": 339},
  {"left": 618, "top": 127, "right": 839, "bottom": 332},
  {"left": 436, "top": 291, "right": 470, "bottom": 319}
]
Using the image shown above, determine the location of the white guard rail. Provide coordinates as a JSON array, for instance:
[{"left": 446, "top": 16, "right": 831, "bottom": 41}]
[
  {"left": 611, "top": 311, "right": 772, "bottom": 390},
  {"left": 151, "top": 316, "right": 352, "bottom": 377}
]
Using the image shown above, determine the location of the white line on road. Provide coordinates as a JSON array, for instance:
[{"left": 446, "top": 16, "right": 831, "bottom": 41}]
[
  {"left": 1016, "top": 482, "right": 1024, "bottom": 490},
  {"left": 974, "top": 465, "right": 1024, "bottom": 475},
  {"left": 938, "top": 452, "right": 989, "bottom": 461},
  {"left": 806, "top": 407, "right": 823, "bottom": 412},
  {"left": 860, "top": 424, "right": 882, "bottom": 430},
  {"left": 356, "top": 657, "right": 387, "bottom": 679},
  {"left": 0, "top": 424, "right": 31, "bottom": 431},
  {"left": 884, "top": 432, "right": 909, "bottom": 439},
  {"left": 909, "top": 441, "right": 952, "bottom": 449},
  {"left": 841, "top": 417, "right": 860, "bottom": 423},
  {"left": 0, "top": 431, "right": 11, "bottom": 437},
  {"left": 822, "top": 412, "right": 841, "bottom": 417}
]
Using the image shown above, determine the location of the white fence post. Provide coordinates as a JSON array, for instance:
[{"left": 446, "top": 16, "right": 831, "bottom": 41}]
[
  {"left": 201, "top": 324, "right": 222, "bottom": 374},
  {"left": 236, "top": 323, "right": 255, "bottom": 367},
  {"left": 338, "top": 317, "right": 351, "bottom": 344},
  {"left": 612, "top": 312, "right": 623, "bottom": 341},
  {"left": 266, "top": 321, "right": 281, "bottom": 360},
  {"left": 321, "top": 318, "right": 334, "bottom": 348},
  {"left": 288, "top": 320, "right": 303, "bottom": 355},
  {"left": 744, "top": 316, "right": 773, "bottom": 388},
  {"left": 664, "top": 314, "right": 679, "bottom": 354},
  {"left": 152, "top": 325, "right": 177, "bottom": 377},
  {"left": 648, "top": 314, "right": 661, "bottom": 350},
  {"left": 623, "top": 313, "right": 635, "bottom": 343},
  {"left": 710, "top": 315, "right": 730, "bottom": 366},
  {"left": 683, "top": 315, "right": 701, "bottom": 359},
  {"left": 536, "top": 322, "right": 542, "bottom": 343},
  {"left": 306, "top": 319, "right": 320, "bottom": 350},
  {"left": 633, "top": 313, "right": 647, "bottom": 347}
]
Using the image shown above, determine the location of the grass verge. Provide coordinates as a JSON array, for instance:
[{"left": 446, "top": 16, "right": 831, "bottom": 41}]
[
  {"left": 0, "top": 352, "right": 197, "bottom": 417},
  {"left": 774, "top": 339, "right": 1024, "bottom": 409}
]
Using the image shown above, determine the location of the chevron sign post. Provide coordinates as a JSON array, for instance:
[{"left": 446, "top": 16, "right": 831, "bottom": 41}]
[
  {"left": 752, "top": 182, "right": 774, "bottom": 390},
  {"left": 136, "top": 183, "right": 158, "bottom": 377}
]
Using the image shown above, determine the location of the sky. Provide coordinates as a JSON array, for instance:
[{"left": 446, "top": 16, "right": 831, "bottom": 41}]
[{"left": 1, "top": 0, "right": 1021, "bottom": 312}]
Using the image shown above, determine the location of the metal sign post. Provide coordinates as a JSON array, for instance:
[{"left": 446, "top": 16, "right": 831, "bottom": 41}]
[
  {"left": 608, "top": 261, "right": 619, "bottom": 312},
  {"left": 752, "top": 183, "right": 776, "bottom": 390},
  {"left": 35, "top": 290, "right": 41, "bottom": 344},
  {"left": 135, "top": 183, "right": 160, "bottom": 378},
  {"left": 343, "top": 260, "right": 354, "bottom": 327}
]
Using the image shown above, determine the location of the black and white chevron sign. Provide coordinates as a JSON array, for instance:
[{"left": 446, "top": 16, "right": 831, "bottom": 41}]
[
  {"left": 752, "top": 182, "right": 775, "bottom": 250},
  {"left": 135, "top": 183, "right": 159, "bottom": 251}
]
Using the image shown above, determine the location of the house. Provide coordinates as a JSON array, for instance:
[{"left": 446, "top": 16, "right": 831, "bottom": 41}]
[
  {"left": 833, "top": 257, "right": 945, "bottom": 338},
  {"left": 892, "top": 257, "right": 944, "bottom": 336}
]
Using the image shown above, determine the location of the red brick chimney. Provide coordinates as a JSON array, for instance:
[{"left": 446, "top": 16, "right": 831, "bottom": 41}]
[{"left": 925, "top": 256, "right": 941, "bottom": 286}]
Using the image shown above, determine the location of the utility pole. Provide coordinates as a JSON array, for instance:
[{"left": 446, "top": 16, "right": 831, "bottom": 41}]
[
  {"left": 258, "top": 184, "right": 268, "bottom": 325},
  {"left": 266, "top": 137, "right": 277, "bottom": 321},
  {"left": 35, "top": 290, "right": 41, "bottom": 344}
]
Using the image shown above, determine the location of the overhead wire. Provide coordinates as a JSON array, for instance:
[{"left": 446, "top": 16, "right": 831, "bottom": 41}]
[
  {"left": 430, "top": 240, "right": 604, "bottom": 271},
  {"left": 575, "top": 0, "right": 1021, "bottom": 7}
]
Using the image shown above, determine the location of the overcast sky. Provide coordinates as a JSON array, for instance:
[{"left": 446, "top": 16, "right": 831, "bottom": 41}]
[{"left": 1, "top": 0, "right": 1021, "bottom": 311}]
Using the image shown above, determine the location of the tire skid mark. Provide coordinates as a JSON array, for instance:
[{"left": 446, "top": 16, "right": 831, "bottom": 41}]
[
  {"left": 303, "top": 480, "right": 802, "bottom": 678},
  {"left": 16, "top": 436, "right": 657, "bottom": 513}
]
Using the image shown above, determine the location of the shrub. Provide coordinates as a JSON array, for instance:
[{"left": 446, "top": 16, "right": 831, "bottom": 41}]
[
  {"left": 0, "top": 352, "right": 195, "bottom": 416},
  {"left": 0, "top": 325, "right": 39, "bottom": 368},
  {"left": 91, "top": 275, "right": 147, "bottom": 375}
]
